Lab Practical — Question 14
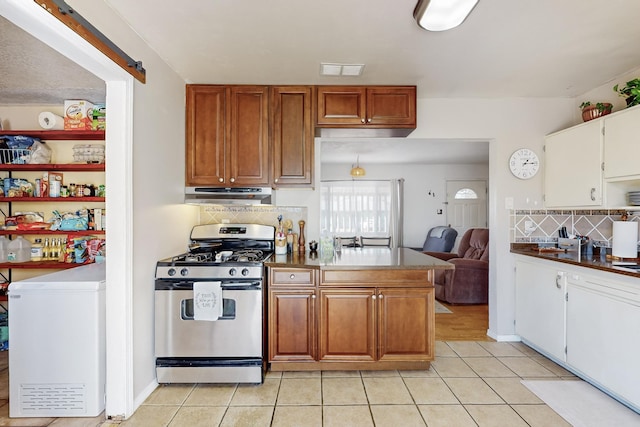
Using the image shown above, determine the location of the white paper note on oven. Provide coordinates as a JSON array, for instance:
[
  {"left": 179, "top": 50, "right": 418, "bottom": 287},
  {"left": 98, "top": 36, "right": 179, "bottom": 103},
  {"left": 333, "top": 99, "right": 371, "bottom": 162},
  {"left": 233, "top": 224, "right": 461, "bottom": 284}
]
[{"left": 193, "top": 281, "right": 223, "bottom": 321}]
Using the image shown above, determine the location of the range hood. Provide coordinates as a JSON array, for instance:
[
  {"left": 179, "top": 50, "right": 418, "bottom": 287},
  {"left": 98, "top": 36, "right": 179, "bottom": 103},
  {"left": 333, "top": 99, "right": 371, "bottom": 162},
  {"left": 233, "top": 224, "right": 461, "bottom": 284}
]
[{"left": 185, "top": 187, "right": 274, "bottom": 205}]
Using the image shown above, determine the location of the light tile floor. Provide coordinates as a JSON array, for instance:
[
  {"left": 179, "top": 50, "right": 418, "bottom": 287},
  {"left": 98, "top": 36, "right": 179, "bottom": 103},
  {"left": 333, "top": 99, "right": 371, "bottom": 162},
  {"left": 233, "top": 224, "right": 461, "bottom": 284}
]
[
  {"left": 0, "top": 341, "right": 598, "bottom": 426},
  {"left": 118, "top": 341, "right": 578, "bottom": 427}
]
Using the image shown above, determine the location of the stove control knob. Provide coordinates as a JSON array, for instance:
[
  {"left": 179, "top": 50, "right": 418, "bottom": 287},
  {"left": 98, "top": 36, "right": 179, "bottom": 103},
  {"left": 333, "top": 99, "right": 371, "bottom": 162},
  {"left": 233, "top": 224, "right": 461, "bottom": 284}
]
[
  {"left": 241, "top": 268, "right": 250, "bottom": 276},
  {"left": 229, "top": 268, "right": 237, "bottom": 276},
  {"left": 180, "top": 268, "right": 189, "bottom": 277},
  {"left": 168, "top": 268, "right": 176, "bottom": 276}
]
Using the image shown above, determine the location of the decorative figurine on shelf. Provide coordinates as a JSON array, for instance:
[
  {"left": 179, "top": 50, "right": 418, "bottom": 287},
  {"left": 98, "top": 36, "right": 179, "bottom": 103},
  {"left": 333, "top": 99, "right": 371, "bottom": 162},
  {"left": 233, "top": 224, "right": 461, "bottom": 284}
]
[{"left": 298, "top": 220, "right": 306, "bottom": 253}]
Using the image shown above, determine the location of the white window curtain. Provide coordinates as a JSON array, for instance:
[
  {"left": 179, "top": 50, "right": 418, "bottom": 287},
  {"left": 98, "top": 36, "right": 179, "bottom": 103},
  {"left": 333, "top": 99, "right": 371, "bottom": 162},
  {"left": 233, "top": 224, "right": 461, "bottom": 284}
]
[{"left": 320, "top": 179, "right": 403, "bottom": 248}]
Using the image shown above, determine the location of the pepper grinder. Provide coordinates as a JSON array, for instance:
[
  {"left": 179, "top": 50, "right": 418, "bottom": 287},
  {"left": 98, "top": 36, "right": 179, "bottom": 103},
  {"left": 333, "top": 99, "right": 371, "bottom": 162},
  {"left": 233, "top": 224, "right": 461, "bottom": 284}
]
[{"left": 298, "top": 220, "right": 306, "bottom": 253}]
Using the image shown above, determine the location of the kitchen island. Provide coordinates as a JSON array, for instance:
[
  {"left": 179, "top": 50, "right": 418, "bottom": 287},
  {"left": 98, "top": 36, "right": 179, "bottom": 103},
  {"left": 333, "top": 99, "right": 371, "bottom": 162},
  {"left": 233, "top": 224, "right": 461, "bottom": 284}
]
[{"left": 265, "top": 247, "right": 453, "bottom": 371}]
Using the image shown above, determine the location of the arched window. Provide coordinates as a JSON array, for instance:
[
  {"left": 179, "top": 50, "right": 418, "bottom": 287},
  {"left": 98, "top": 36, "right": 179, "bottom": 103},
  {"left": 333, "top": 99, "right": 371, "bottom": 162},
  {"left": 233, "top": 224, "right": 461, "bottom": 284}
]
[{"left": 454, "top": 188, "right": 478, "bottom": 199}]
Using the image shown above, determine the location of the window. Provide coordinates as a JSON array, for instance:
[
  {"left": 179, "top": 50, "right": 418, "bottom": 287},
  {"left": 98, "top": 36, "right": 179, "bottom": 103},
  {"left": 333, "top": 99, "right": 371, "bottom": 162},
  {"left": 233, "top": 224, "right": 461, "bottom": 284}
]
[
  {"left": 320, "top": 180, "right": 393, "bottom": 236},
  {"left": 454, "top": 188, "right": 478, "bottom": 199}
]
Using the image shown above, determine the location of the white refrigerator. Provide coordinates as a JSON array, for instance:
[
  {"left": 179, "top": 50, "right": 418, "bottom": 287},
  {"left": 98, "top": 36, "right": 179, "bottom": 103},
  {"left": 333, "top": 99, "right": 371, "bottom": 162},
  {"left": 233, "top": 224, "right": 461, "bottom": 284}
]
[{"left": 8, "top": 263, "right": 106, "bottom": 418}]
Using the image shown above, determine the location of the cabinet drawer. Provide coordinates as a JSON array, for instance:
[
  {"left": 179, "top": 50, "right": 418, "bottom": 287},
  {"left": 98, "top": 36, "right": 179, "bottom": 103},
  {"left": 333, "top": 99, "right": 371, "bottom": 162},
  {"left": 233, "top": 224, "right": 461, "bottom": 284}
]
[
  {"left": 321, "top": 269, "right": 432, "bottom": 286},
  {"left": 271, "top": 268, "right": 315, "bottom": 286}
]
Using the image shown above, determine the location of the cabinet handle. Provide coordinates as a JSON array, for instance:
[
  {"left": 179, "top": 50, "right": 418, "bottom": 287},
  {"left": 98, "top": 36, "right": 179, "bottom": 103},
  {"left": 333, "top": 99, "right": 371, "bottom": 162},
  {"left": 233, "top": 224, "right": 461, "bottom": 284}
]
[
  {"left": 590, "top": 188, "right": 596, "bottom": 201},
  {"left": 556, "top": 274, "right": 562, "bottom": 289},
  {"left": 372, "top": 295, "right": 376, "bottom": 300},
  {"left": 289, "top": 274, "right": 295, "bottom": 279},
  {"left": 311, "top": 294, "right": 316, "bottom": 299},
  {"left": 361, "top": 118, "right": 366, "bottom": 123},
  {"left": 274, "top": 178, "right": 279, "bottom": 183},
  {"left": 218, "top": 177, "right": 224, "bottom": 183},
  {"left": 230, "top": 177, "right": 235, "bottom": 183},
  {"left": 367, "top": 118, "right": 372, "bottom": 123},
  {"left": 379, "top": 293, "right": 383, "bottom": 298}
]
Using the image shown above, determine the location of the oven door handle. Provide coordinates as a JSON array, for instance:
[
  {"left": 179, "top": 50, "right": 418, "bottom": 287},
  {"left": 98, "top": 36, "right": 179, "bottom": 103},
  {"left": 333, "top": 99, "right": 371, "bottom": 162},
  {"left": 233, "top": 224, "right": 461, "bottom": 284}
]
[{"left": 221, "top": 281, "right": 262, "bottom": 290}]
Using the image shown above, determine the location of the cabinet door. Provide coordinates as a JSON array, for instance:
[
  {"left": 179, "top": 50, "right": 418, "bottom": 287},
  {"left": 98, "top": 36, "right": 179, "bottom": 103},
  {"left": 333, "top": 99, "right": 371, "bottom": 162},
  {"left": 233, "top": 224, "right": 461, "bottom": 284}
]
[
  {"left": 544, "top": 120, "right": 603, "bottom": 207},
  {"left": 377, "top": 287, "right": 433, "bottom": 361},
  {"left": 228, "top": 86, "right": 270, "bottom": 186},
  {"left": 515, "top": 259, "right": 566, "bottom": 361},
  {"left": 185, "top": 85, "right": 226, "bottom": 185},
  {"left": 366, "top": 87, "right": 416, "bottom": 127},
  {"left": 603, "top": 105, "right": 640, "bottom": 179},
  {"left": 318, "top": 288, "right": 375, "bottom": 361},
  {"left": 271, "top": 86, "right": 314, "bottom": 187},
  {"left": 269, "top": 289, "right": 316, "bottom": 362},
  {"left": 566, "top": 281, "right": 640, "bottom": 409},
  {"left": 316, "top": 86, "right": 367, "bottom": 126}
]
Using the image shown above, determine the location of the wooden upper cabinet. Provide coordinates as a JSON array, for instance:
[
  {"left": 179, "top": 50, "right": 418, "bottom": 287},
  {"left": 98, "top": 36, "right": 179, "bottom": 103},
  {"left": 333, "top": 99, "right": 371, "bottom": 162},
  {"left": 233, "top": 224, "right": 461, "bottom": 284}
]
[
  {"left": 271, "top": 86, "right": 314, "bottom": 187},
  {"left": 185, "top": 85, "right": 270, "bottom": 186},
  {"left": 186, "top": 85, "right": 226, "bottom": 185},
  {"left": 228, "top": 86, "right": 270, "bottom": 186},
  {"left": 316, "top": 86, "right": 416, "bottom": 129}
]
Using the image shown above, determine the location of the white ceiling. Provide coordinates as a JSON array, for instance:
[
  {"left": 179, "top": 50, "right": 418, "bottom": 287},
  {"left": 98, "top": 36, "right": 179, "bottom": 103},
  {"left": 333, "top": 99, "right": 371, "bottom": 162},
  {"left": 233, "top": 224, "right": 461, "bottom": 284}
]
[{"left": 2, "top": 0, "right": 640, "bottom": 164}]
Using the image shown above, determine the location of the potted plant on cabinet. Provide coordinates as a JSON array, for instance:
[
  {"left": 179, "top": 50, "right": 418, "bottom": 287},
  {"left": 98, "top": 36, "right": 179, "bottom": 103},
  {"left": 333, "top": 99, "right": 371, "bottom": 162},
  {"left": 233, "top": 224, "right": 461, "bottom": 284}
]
[
  {"left": 579, "top": 101, "right": 613, "bottom": 122},
  {"left": 613, "top": 78, "right": 640, "bottom": 107}
]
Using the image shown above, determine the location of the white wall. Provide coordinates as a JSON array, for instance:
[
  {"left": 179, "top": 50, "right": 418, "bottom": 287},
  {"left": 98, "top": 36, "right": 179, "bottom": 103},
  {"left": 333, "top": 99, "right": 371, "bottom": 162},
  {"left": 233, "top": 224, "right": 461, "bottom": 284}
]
[
  {"left": 320, "top": 162, "right": 489, "bottom": 248},
  {"left": 62, "top": 0, "right": 199, "bottom": 410}
]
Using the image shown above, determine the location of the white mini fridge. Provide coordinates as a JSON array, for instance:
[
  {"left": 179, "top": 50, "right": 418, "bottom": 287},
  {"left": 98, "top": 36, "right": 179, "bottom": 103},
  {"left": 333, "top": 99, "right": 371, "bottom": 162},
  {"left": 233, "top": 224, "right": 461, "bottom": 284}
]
[{"left": 8, "top": 263, "right": 106, "bottom": 418}]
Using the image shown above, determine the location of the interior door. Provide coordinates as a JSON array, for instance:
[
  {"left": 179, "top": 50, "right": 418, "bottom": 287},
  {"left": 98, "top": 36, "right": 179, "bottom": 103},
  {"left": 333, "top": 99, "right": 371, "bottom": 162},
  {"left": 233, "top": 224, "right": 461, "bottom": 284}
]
[{"left": 445, "top": 180, "right": 487, "bottom": 248}]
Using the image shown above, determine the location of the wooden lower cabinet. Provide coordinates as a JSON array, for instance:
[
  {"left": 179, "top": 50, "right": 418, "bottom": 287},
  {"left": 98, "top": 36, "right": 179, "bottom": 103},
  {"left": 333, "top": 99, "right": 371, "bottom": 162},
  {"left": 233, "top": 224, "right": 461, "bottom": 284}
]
[
  {"left": 268, "top": 266, "right": 435, "bottom": 371},
  {"left": 268, "top": 289, "right": 316, "bottom": 362},
  {"left": 319, "top": 289, "right": 376, "bottom": 361},
  {"left": 378, "top": 288, "right": 434, "bottom": 361}
]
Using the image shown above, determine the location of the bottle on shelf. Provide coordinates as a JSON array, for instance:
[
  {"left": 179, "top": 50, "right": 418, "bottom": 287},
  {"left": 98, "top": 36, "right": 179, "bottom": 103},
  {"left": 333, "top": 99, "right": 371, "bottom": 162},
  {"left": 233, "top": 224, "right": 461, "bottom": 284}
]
[
  {"left": 0, "top": 236, "right": 8, "bottom": 263},
  {"left": 275, "top": 215, "right": 287, "bottom": 255},
  {"left": 42, "top": 238, "right": 50, "bottom": 261},
  {"left": 31, "top": 238, "right": 43, "bottom": 262},
  {"left": 8, "top": 236, "right": 32, "bottom": 263}
]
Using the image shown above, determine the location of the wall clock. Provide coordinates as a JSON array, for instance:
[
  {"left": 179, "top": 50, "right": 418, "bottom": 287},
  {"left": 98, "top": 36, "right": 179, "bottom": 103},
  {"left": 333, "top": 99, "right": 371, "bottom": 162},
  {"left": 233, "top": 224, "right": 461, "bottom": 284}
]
[{"left": 509, "top": 148, "right": 540, "bottom": 179}]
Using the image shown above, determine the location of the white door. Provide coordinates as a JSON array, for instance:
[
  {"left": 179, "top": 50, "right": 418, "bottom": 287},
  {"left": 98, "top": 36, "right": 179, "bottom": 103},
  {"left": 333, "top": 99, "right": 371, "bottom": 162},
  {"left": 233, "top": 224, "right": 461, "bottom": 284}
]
[{"left": 446, "top": 180, "right": 487, "bottom": 246}]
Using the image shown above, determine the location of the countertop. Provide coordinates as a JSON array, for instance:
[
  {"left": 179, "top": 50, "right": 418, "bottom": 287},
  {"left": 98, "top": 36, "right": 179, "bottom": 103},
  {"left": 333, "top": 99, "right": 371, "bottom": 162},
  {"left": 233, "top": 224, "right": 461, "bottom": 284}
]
[
  {"left": 265, "top": 247, "right": 455, "bottom": 270},
  {"left": 511, "top": 243, "right": 640, "bottom": 279}
]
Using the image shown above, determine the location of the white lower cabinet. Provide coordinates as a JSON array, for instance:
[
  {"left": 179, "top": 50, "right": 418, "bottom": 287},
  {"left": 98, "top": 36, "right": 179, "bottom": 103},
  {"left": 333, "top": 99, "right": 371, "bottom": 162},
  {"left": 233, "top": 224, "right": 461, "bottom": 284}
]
[
  {"left": 515, "top": 258, "right": 566, "bottom": 361},
  {"left": 566, "top": 273, "right": 640, "bottom": 411},
  {"left": 515, "top": 256, "right": 640, "bottom": 412}
]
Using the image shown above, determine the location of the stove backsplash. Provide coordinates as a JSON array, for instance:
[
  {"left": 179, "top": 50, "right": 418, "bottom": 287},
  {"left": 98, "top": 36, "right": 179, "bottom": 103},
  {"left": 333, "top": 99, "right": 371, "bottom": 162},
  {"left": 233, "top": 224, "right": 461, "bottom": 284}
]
[
  {"left": 511, "top": 209, "right": 640, "bottom": 247},
  {"left": 200, "top": 205, "right": 307, "bottom": 234}
]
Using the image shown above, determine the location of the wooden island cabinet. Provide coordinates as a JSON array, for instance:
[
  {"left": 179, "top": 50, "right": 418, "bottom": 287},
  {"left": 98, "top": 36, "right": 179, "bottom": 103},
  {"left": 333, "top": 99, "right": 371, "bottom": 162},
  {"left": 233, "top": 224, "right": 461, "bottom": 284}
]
[{"left": 266, "top": 248, "right": 450, "bottom": 371}]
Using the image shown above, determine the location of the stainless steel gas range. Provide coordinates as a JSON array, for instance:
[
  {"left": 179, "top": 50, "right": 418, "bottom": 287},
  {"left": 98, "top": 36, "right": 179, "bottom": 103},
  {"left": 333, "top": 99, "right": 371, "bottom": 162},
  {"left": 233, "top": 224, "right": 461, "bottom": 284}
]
[{"left": 154, "top": 223, "right": 275, "bottom": 384}]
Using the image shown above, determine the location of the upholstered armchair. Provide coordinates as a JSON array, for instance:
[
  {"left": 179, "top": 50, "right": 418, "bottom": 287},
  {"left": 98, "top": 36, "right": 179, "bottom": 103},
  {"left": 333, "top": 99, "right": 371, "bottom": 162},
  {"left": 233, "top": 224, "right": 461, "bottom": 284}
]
[
  {"left": 424, "top": 228, "right": 489, "bottom": 304},
  {"left": 422, "top": 226, "right": 458, "bottom": 252}
]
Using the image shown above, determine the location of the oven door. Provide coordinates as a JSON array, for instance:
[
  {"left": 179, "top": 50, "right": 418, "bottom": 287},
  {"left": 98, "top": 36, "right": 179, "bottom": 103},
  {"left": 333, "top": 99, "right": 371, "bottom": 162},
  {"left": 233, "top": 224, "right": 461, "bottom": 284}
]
[{"left": 155, "top": 280, "right": 262, "bottom": 358}]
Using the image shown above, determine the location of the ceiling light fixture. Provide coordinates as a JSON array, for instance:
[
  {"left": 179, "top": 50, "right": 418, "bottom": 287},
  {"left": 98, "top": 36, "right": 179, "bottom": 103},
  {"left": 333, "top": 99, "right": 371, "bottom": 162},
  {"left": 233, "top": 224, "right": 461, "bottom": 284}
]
[
  {"left": 413, "top": 0, "right": 478, "bottom": 32},
  {"left": 350, "top": 156, "right": 366, "bottom": 178},
  {"left": 320, "top": 63, "right": 365, "bottom": 77}
]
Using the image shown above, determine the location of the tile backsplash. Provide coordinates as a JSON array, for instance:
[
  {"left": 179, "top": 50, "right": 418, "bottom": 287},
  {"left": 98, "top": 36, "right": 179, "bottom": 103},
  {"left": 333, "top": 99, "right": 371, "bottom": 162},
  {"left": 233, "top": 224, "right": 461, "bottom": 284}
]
[
  {"left": 200, "top": 205, "right": 308, "bottom": 234},
  {"left": 511, "top": 209, "right": 640, "bottom": 247}
]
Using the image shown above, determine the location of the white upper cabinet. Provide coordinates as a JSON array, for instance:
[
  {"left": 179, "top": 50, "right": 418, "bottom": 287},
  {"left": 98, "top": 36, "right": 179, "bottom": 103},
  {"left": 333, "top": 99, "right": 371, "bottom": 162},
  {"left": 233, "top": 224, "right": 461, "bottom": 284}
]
[
  {"left": 544, "top": 119, "right": 603, "bottom": 208},
  {"left": 603, "top": 105, "right": 640, "bottom": 180}
]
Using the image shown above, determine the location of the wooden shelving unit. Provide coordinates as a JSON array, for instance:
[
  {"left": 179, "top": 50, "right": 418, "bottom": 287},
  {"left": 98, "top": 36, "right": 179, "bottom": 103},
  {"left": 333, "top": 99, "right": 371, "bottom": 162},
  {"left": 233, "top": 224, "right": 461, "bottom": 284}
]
[
  {"left": 0, "top": 129, "right": 106, "bottom": 276},
  {"left": 0, "top": 130, "right": 105, "bottom": 140},
  {"left": 0, "top": 230, "right": 105, "bottom": 235},
  {"left": 0, "top": 163, "right": 104, "bottom": 172}
]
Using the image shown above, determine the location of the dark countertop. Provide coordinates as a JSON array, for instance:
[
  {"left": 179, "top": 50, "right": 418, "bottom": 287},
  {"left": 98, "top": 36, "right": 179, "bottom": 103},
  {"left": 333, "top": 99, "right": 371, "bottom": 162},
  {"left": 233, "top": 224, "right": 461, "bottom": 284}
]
[
  {"left": 511, "top": 243, "right": 640, "bottom": 279},
  {"left": 266, "top": 247, "right": 455, "bottom": 270}
]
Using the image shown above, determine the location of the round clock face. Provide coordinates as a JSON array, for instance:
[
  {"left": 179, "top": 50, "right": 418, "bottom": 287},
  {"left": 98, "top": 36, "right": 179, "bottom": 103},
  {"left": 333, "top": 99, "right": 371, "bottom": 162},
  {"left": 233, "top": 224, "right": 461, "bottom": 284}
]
[{"left": 509, "top": 148, "right": 539, "bottom": 179}]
